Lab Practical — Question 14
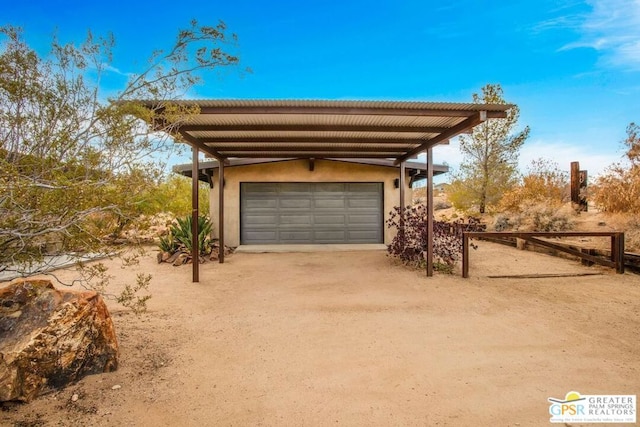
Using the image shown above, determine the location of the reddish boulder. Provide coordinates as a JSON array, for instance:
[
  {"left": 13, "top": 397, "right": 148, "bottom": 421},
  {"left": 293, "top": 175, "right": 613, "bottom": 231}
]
[{"left": 0, "top": 279, "right": 119, "bottom": 402}]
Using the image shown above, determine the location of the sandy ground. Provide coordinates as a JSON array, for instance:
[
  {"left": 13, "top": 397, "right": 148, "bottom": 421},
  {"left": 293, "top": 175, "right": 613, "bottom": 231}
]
[{"left": 1, "top": 243, "right": 639, "bottom": 426}]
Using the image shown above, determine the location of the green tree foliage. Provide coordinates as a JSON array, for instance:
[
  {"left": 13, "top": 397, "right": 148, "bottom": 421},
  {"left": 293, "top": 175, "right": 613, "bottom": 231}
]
[
  {"left": 592, "top": 122, "right": 640, "bottom": 214},
  {"left": 0, "top": 22, "right": 241, "bottom": 308},
  {"left": 449, "top": 84, "right": 530, "bottom": 214},
  {"left": 150, "top": 174, "right": 210, "bottom": 217}
]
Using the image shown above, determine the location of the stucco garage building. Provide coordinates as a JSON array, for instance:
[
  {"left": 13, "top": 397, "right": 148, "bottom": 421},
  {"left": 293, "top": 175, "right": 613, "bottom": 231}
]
[
  {"left": 177, "top": 158, "right": 448, "bottom": 247},
  {"left": 136, "top": 99, "right": 510, "bottom": 279}
]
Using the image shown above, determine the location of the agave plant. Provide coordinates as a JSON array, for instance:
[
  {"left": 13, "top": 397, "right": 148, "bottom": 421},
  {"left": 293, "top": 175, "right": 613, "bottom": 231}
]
[
  {"left": 158, "top": 233, "right": 178, "bottom": 253},
  {"left": 158, "top": 215, "right": 213, "bottom": 255}
]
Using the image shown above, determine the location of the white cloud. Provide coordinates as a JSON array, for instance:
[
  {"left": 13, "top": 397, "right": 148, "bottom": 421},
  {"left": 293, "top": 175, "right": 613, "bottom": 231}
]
[
  {"left": 423, "top": 137, "right": 625, "bottom": 184},
  {"left": 413, "top": 141, "right": 464, "bottom": 184},
  {"left": 560, "top": 0, "right": 640, "bottom": 70},
  {"left": 519, "top": 139, "right": 624, "bottom": 179},
  {"left": 102, "top": 64, "right": 133, "bottom": 78}
]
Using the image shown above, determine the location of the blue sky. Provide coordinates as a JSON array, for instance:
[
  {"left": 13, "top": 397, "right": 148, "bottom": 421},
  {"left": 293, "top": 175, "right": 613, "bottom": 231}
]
[{"left": 2, "top": 0, "right": 639, "bottom": 182}]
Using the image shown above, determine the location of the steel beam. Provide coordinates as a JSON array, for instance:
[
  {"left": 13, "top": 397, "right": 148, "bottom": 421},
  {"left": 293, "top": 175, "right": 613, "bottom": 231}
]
[
  {"left": 426, "top": 147, "right": 434, "bottom": 277},
  {"left": 191, "top": 146, "right": 199, "bottom": 283},
  {"left": 397, "top": 111, "right": 487, "bottom": 164},
  {"left": 219, "top": 160, "right": 225, "bottom": 264}
]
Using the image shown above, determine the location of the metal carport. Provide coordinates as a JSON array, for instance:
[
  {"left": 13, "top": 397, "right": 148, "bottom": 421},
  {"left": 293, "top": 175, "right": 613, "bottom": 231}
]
[{"left": 135, "top": 99, "right": 511, "bottom": 281}]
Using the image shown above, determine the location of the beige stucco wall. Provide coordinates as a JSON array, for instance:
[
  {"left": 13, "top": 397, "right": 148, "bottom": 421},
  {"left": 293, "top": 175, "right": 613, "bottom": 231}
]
[{"left": 209, "top": 159, "right": 412, "bottom": 246}]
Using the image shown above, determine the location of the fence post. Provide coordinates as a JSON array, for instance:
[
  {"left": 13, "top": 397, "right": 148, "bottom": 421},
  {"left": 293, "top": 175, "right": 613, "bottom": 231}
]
[
  {"left": 613, "top": 233, "right": 625, "bottom": 274},
  {"left": 462, "top": 233, "right": 469, "bottom": 278}
]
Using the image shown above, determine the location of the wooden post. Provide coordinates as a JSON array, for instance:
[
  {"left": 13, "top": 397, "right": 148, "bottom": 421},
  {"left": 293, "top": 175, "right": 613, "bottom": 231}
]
[
  {"left": 191, "top": 147, "right": 199, "bottom": 283},
  {"left": 613, "top": 233, "right": 625, "bottom": 274},
  {"left": 462, "top": 233, "right": 469, "bottom": 278},
  {"left": 399, "top": 161, "right": 406, "bottom": 241},
  {"left": 219, "top": 160, "right": 225, "bottom": 264},
  {"left": 426, "top": 147, "right": 434, "bottom": 277},
  {"left": 570, "top": 161, "right": 580, "bottom": 208},
  {"left": 579, "top": 170, "right": 588, "bottom": 211},
  {"left": 399, "top": 161, "right": 406, "bottom": 211},
  {"left": 581, "top": 248, "right": 596, "bottom": 266}
]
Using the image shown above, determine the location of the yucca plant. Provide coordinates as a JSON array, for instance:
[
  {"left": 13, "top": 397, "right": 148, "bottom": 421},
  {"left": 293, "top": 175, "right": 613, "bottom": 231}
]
[
  {"left": 171, "top": 215, "right": 213, "bottom": 255},
  {"left": 158, "top": 215, "right": 213, "bottom": 255},
  {"left": 158, "top": 233, "right": 178, "bottom": 253}
]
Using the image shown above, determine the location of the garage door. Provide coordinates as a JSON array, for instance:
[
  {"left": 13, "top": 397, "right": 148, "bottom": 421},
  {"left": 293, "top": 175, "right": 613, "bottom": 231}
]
[{"left": 241, "top": 182, "right": 383, "bottom": 244}]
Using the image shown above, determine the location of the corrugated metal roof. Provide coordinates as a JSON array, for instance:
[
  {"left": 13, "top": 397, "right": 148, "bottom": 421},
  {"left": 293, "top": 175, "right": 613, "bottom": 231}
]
[
  {"left": 188, "top": 131, "right": 434, "bottom": 139},
  {"left": 165, "top": 98, "right": 509, "bottom": 111},
  {"left": 186, "top": 113, "right": 463, "bottom": 126},
  {"left": 138, "top": 98, "right": 512, "bottom": 162}
]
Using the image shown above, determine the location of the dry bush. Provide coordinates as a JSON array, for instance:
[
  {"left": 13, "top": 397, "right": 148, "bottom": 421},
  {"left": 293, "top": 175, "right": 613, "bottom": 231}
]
[
  {"left": 601, "top": 213, "right": 640, "bottom": 252},
  {"left": 592, "top": 166, "right": 640, "bottom": 214},
  {"left": 499, "top": 158, "right": 569, "bottom": 213},
  {"left": 592, "top": 122, "right": 640, "bottom": 214},
  {"left": 526, "top": 204, "right": 576, "bottom": 231},
  {"left": 589, "top": 122, "right": 640, "bottom": 250},
  {"left": 492, "top": 213, "right": 521, "bottom": 231},
  {"left": 627, "top": 227, "right": 640, "bottom": 252},
  {"left": 434, "top": 200, "right": 452, "bottom": 210},
  {"left": 491, "top": 159, "right": 573, "bottom": 232},
  {"left": 491, "top": 203, "right": 575, "bottom": 232}
]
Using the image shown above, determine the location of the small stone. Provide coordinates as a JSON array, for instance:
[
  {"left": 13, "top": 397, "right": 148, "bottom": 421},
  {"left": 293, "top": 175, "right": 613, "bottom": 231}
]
[
  {"left": 71, "top": 394, "right": 79, "bottom": 402},
  {"left": 111, "top": 385, "right": 121, "bottom": 390},
  {"left": 166, "top": 252, "right": 181, "bottom": 263},
  {"left": 172, "top": 253, "right": 188, "bottom": 266}
]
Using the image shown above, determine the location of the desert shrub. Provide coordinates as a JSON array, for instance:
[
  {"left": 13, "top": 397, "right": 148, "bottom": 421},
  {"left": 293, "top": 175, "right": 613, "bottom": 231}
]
[
  {"left": 158, "top": 233, "right": 179, "bottom": 253},
  {"left": 626, "top": 224, "right": 640, "bottom": 252},
  {"left": 434, "top": 200, "right": 452, "bottom": 210},
  {"left": 529, "top": 205, "right": 574, "bottom": 231},
  {"left": 447, "top": 179, "right": 479, "bottom": 214},
  {"left": 603, "top": 213, "right": 640, "bottom": 252},
  {"left": 159, "top": 215, "right": 213, "bottom": 255},
  {"left": 492, "top": 159, "right": 574, "bottom": 232},
  {"left": 499, "top": 158, "right": 569, "bottom": 213},
  {"left": 492, "top": 214, "right": 521, "bottom": 231},
  {"left": 492, "top": 205, "right": 574, "bottom": 232},
  {"left": 386, "top": 205, "right": 483, "bottom": 271},
  {"left": 592, "top": 122, "right": 640, "bottom": 214},
  {"left": 592, "top": 166, "right": 640, "bottom": 214},
  {"left": 519, "top": 204, "right": 575, "bottom": 232}
]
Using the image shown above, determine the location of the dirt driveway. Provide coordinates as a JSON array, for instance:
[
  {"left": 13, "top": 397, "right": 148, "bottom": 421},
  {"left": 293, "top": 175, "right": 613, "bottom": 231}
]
[{"left": 2, "top": 242, "right": 639, "bottom": 426}]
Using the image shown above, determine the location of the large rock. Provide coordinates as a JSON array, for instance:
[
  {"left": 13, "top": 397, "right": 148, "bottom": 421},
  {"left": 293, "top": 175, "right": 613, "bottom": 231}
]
[{"left": 0, "top": 279, "right": 119, "bottom": 402}]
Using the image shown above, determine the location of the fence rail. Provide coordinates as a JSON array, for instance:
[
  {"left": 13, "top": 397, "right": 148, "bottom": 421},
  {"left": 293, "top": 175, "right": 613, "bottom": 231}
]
[{"left": 462, "top": 231, "right": 625, "bottom": 278}]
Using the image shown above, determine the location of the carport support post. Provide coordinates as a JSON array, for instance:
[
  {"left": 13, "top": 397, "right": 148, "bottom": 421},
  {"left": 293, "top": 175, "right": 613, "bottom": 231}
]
[
  {"left": 399, "top": 161, "right": 406, "bottom": 235},
  {"left": 426, "top": 147, "right": 434, "bottom": 277},
  {"left": 191, "top": 146, "right": 199, "bottom": 283},
  {"left": 218, "top": 160, "right": 225, "bottom": 263}
]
